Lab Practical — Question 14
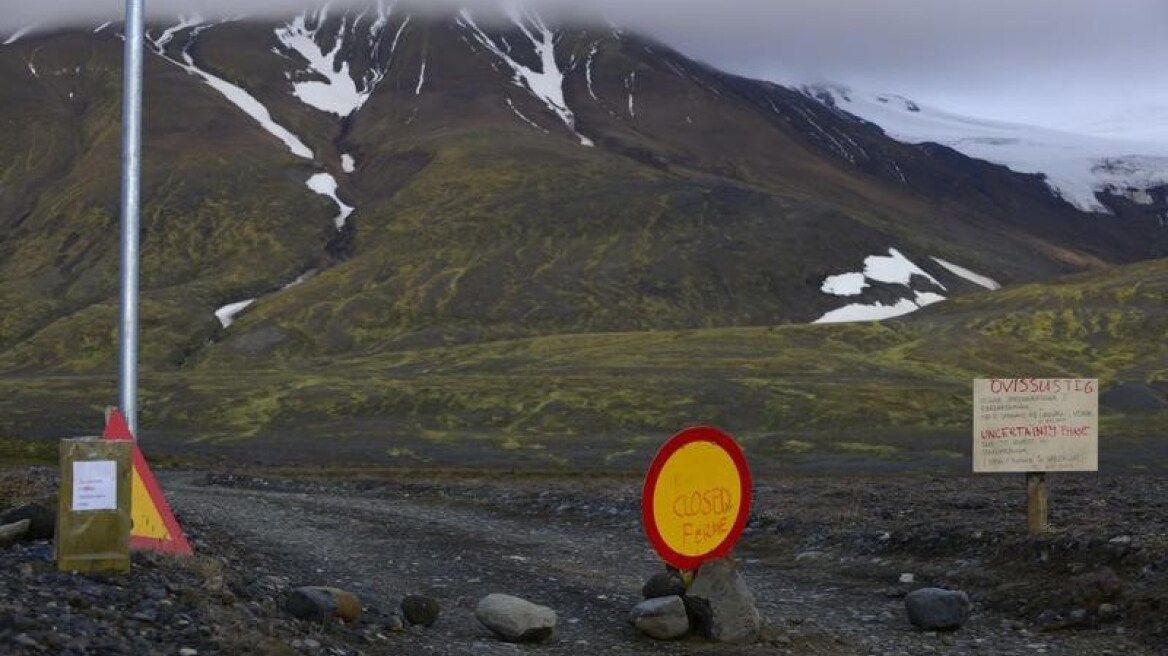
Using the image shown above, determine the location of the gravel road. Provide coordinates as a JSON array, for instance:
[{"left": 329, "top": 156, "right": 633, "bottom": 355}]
[{"left": 161, "top": 471, "right": 1162, "bottom": 656}]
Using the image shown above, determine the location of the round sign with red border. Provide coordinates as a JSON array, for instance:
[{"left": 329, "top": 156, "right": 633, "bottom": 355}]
[{"left": 641, "top": 426, "right": 752, "bottom": 570}]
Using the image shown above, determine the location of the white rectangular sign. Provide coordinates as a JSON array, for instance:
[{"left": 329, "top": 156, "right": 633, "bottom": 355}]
[
  {"left": 973, "top": 378, "right": 1099, "bottom": 473},
  {"left": 72, "top": 460, "right": 117, "bottom": 511}
]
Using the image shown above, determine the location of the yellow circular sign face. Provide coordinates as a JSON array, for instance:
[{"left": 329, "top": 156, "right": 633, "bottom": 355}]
[{"left": 650, "top": 440, "right": 744, "bottom": 558}]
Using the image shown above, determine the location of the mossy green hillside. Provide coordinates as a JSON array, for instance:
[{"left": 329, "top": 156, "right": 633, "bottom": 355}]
[{"left": 0, "top": 259, "right": 1162, "bottom": 469}]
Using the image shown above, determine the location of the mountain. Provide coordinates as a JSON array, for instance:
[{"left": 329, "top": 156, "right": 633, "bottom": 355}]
[
  {"left": 799, "top": 83, "right": 1168, "bottom": 215},
  {"left": 0, "top": 4, "right": 1165, "bottom": 376}
]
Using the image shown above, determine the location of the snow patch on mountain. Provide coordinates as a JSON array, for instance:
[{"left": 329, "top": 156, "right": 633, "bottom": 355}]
[
  {"left": 148, "top": 17, "right": 372, "bottom": 325},
  {"left": 815, "top": 293, "right": 945, "bottom": 324},
  {"left": 215, "top": 299, "right": 256, "bottom": 328},
  {"left": 148, "top": 19, "right": 315, "bottom": 159},
  {"left": 275, "top": 5, "right": 393, "bottom": 117},
  {"left": 584, "top": 43, "right": 599, "bottom": 101},
  {"left": 154, "top": 15, "right": 202, "bottom": 49},
  {"left": 626, "top": 71, "right": 636, "bottom": 118},
  {"left": 820, "top": 272, "right": 866, "bottom": 296},
  {"left": 307, "top": 172, "right": 354, "bottom": 229},
  {"left": 817, "top": 248, "right": 949, "bottom": 324},
  {"left": 879, "top": 249, "right": 939, "bottom": 287},
  {"left": 932, "top": 257, "right": 1000, "bottom": 290},
  {"left": 506, "top": 96, "right": 546, "bottom": 132},
  {"left": 458, "top": 8, "right": 592, "bottom": 147},
  {"left": 802, "top": 84, "right": 1168, "bottom": 213},
  {"left": 2, "top": 24, "right": 38, "bottom": 46}
]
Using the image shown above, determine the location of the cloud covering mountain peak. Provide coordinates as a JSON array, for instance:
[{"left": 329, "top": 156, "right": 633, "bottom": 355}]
[{"left": 4, "top": 0, "right": 1167, "bottom": 133}]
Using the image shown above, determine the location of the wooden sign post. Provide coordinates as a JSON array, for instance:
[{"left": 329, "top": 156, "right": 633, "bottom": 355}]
[
  {"left": 56, "top": 438, "right": 132, "bottom": 573},
  {"left": 973, "top": 378, "right": 1099, "bottom": 535},
  {"left": 1026, "top": 472, "right": 1048, "bottom": 535}
]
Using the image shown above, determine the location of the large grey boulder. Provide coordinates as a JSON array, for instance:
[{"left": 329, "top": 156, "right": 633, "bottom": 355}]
[
  {"left": 685, "top": 558, "right": 761, "bottom": 643},
  {"left": 0, "top": 519, "right": 31, "bottom": 548},
  {"left": 905, "top": 587, "right": 970, "bottom": 630},
  {"left": 475, "top": 593, "right": 556, "bottom": 643},
  {"left": 1, "top": 504, "right": 55, "bottom": 541},
  {"left": 629, "top": 595, "right": 691, "bottom": 640}
]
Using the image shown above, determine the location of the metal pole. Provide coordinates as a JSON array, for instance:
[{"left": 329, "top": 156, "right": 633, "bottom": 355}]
[{"left": 119, "top": 0, "right": 146, "bottom": 436}]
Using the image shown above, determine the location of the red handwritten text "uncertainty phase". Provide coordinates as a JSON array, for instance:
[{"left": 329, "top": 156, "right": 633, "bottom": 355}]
[
  {"left": 980, "top": 424, "right": 1093, "bottom": 440},
  {"left": 988, "top": 378, "right": 1096, "bottom": 395},
  {"left": 673, "top": 487, "right": 735, "bottom": 547}
]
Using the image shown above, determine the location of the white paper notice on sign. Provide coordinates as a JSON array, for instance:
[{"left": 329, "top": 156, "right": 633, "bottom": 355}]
[
  {"left": 973, "top": 378, "right": 1099, "bottom": 473},
  {"left": 72, "top": 460, "right": 117, "bottom": 511}
]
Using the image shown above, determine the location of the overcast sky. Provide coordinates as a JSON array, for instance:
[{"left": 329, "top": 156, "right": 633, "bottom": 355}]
[{"left": 4, "top": 0, "right": 1166, "bottom": 135}]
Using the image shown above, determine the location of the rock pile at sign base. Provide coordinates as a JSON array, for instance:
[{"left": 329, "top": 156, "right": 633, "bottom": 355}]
[
  {"left": 633, "top": 558, "right": 761, "bottom": 643},
  {"left": 629, "top": 595, "right": 690, "bottom": 640},
  {"left": 905, "top": 587, "right": 970, "bottom": 630},
  {"left": 686, "top": 558, "right": 762, "bottom": 642},
  {"left": 475, "top": 593, "right": 557, "bottom": 643},
  {"left": 642, "top": 569, "right": 687, "bottom": 599}
]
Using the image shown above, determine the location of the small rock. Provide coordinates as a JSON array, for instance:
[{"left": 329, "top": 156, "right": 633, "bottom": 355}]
[
  {"left": 686, "top": 557, "right": 762, "bottom": 643},
  {"left": 14, "top": 634, "right": 42, "bottom": 650},
  {"left": 905, "top": 587, "right": 970, "bottom": 630},
  {"left": 642, "top": 569, "right": 687, "bottom": 599},
  {"left": 1068, "top": 609, "right": 1088, "bottom": 625},
  {"left": 899, "top": 573, "right": 915, "bottom": 584},
  {"left": 474, "top": 593, "right": 556, "bottom": 643},
  {"left": 1035, "top": 609, "right": 1061, "bottom": 627},
  {"left": 1098, "top": 603, "right": 1118, "bottom": 619},
  {"left": 179, "top": 649, "right": 198, "bottom": 656},
  {"left": 0, "top": 519, "right": 31, "bottom": 548},
  {"left": 285, "top": 586, "right": 361, "bottom": 624},
  {"left": 386, "top": 614, "right": 405, "bottom": 632},
  {"left": 401, "top": 594, "right": 440, "bottom": 627},
  {"left": 1108, "top": 535, "right": 1132, "bottom": 546},
  {"left": 1070, "top": 567, "right": 1123, "bottom": 609},
  {"left": 1, "top": 504, "right": 55, "bottom": 540},
  {"left": 628, "top": 595, "right": 690, "bottom": 640}
]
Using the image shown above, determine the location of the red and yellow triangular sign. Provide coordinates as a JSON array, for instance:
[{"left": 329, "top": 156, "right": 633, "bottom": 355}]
[{"left": 103, "top": 408, "right": 193, "bottom": 555}]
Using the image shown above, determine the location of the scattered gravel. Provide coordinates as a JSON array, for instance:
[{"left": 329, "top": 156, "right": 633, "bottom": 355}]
[{"left": 2, "top": 467, "right": 1166, "bottom": 655}]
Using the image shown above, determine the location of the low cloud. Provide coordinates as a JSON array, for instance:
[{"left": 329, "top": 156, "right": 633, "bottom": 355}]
[{"left": 5, "top": 0, "right": 1166, "bottom": 129}]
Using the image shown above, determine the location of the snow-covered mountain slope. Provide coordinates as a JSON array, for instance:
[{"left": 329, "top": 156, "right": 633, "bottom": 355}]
[
  {"left": 801, "top": 84, "right": 1168, "bottom": 213},
  {"left": 1075, "top": 104, "right": 1168, "bottom": 144},
  {"left": 1, "top": 5, "right": 1166, "bottom": 362}
]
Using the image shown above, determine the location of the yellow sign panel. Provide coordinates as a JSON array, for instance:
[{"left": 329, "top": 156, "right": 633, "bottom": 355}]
[
  {"left": 101, "top": 408, "right": 193, "bottom": 555},
  {"left": 652, "top": 441, "right": 741, "bottom": 557},
  {"left": 130, "top": 468, "right": 172, "bottom": 540},
  {"left": 642, "top": 426, "right": 752, "bottom": 570}
]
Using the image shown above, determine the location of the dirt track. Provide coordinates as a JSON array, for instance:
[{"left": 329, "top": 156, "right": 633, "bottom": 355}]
[{"left": 161, "top": 470, "right": 1165, "bottom": 655}]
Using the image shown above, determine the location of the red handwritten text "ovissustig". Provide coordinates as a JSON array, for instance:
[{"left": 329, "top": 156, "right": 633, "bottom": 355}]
[{"left": 988, "top": 378, "right": 1096, "bottom": 394}]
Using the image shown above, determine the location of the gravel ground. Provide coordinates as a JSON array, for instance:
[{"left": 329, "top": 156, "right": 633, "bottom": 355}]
[{"left": 2, "top": 467, "right": 1166, "bottom": 655}]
